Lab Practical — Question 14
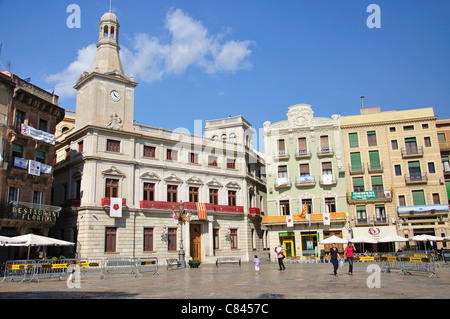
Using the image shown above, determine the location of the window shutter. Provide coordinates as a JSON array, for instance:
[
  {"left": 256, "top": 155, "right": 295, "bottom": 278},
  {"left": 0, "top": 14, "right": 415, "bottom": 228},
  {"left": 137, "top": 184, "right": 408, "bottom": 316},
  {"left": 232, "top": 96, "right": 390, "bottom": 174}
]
[
  {"left": 349, "top": 133, "right": 358, "bottom": 147},
  {"left": 350, "top": 152, "right": 362, "bottom": 170},
  {"left": 353, "top": 177, "right": 364, "bottom": 187},
  {"left": 369, "top": 151, "right": 380, "bottom": 168}
]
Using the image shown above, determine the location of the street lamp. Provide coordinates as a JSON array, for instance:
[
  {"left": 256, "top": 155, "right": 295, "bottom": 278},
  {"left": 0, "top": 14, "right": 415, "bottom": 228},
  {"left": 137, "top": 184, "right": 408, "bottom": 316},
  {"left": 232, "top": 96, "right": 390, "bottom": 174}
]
[{"left": 173, "top": 201, "right": 190, "bottom": 268}]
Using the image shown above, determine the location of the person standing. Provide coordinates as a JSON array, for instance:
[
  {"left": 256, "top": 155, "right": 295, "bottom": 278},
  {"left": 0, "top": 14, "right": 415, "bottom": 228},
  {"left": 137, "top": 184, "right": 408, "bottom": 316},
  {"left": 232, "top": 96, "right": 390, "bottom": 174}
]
[
  {"left": 344, "top": 242, "right": 355, "bottom": 275},
  {"left": 275, "top": 245, "right": 286, "bottom": 271},
  {"left": 254, "top": 255, "right": 260, "bottom": 274},
  {"left": 327, "top": 243, "right": 342, "bottom": 277}
]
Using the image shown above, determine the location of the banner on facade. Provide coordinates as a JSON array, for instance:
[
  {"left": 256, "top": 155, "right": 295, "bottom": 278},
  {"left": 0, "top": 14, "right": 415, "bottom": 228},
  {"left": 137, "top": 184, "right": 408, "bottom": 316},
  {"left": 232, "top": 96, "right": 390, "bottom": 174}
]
[
  {"left": 109, "top": 197, "right": 122, "bottom": 218},
  {"left": 21, "top": 124, "right": 55, "bottom": 145},
  {"left": 40, "top": 163, "right": 52, "bottom": 174},
  {"left": 323, "top": 212, "right": 330, "bottom": 225},
  {"left": 14, "top": 157, "right": 28, "bottom": 169},
  {"left": 196, "top": 202, "right": 207, "bottom": 219},
  {"left": 286, "top": 215, "right": 294, "bottom": 227},
  {"left": 28, "top": 160, "right": 41, "bottom": 176},
  {"left": 351, "top": 191, "right": 377, "bottom": 200}
]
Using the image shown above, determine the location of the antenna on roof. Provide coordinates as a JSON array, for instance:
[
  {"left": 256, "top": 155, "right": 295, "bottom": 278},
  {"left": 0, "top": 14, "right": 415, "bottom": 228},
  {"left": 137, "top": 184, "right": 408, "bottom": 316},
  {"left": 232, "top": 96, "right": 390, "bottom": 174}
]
[{"left": 109, "top": 0, "right": 112, "bottom": 12}]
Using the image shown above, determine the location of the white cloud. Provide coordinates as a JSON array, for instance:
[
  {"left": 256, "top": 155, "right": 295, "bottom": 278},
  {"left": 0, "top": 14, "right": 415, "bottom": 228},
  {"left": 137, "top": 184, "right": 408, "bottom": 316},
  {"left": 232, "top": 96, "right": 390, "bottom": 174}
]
[
  {"left": 46, "top": 44, "right": 97, "bottom": 98},
  {"left": 47, "top": 8, "right": 253, "bottom": 97}
]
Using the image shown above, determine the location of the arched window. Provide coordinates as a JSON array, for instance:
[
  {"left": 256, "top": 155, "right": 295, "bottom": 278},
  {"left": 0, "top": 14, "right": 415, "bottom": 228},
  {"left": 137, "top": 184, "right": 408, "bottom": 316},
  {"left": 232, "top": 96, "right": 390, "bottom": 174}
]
[
  {"left": 221, "top": 134, "right": 227, "bottom": 141},
  {"left": 104, "top": 25, "right": 109, "bottom": 37},
  {"left": 212, "top": 135, "right": 218, "bottom": 140},
  {"left": 110, "top": 26, "right": 115, "bottom": 38},
  {"left": 229, "top": 133, "right": 237, "bottom": 143}
]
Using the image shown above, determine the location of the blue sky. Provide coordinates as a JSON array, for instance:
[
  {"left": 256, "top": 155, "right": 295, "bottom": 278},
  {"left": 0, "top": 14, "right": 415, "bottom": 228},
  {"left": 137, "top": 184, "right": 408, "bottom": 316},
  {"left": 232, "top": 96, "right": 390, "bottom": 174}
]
[{"left": 1, "top": 1, "right": 449, "bottom": 151}]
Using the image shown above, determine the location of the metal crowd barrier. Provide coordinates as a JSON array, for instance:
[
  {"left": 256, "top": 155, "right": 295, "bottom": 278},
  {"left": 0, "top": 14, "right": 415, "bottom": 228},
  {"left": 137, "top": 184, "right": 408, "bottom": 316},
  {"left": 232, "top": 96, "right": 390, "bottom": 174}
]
[
  {"left": 1, "top": 257, "right": 159, "bottom": 284},
  {"left": 2, "top": 260, "right": 36, "bottom": 283},
  {"left": 380, "top": 255, "right": 437, "bottom": 278}
]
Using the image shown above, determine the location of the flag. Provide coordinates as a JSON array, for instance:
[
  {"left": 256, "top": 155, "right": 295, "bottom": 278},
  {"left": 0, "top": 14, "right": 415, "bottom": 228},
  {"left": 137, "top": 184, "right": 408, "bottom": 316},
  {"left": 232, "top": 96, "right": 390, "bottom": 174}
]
[
  {"left": 110, "top": 197, "right": 122, "bottom": 218},
  {"left": 196, "top": 202, "right": 207, "bottom": 219},
  {"left": 323, "top": 212, "right": 330, "bottom": 225},
  {"left": 172, "top": 212, "right": 179, "bottom": 225},
  {"left": 305, "top": 214, "right": 311, "bottom": 227},
  {"left": 184, "top": 212, "right": 190, "bottom": 222},
  {"left": 286, "top": 215, "right": 294, "bottom": 227},
  {"left": 299, "top": 204, "right": 307, "bottom": 218}
]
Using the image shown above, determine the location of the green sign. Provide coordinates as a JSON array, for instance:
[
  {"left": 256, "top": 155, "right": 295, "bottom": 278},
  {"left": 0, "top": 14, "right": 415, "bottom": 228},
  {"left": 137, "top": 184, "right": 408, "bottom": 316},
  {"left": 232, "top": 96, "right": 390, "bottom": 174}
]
[
  {"left": 351, "top": 191, "right": 377, "bottom": 200},
  {"left": 279, "top": 232, "right": 295, "bottom": 237}
]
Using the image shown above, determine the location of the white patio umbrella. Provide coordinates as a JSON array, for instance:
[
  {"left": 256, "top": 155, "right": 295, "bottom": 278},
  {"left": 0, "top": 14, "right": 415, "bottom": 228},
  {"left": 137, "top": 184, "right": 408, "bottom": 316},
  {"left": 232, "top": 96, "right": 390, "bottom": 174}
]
[
  {"left": 5, "top": 234, "right": 74, "bottom": 259},
  {"left": 349, "top": 235, "right": 378, "bottom": 244},
  {"left": 410, "top": 234, "right": 444, "bottom": 253},
  {"left": 349, "top": 235, "right": 378, "bottom": 252},
  {"left": 377, "top": 234, "right": 408, "bottom": 252},
  {"left": 320, "top": 235, "right": 348, "bottom": 245}
]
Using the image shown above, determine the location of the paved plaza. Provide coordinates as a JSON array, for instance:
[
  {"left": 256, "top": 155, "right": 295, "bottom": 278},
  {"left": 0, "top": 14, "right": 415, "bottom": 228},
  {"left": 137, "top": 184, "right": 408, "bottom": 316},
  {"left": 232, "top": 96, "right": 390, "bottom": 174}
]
[{"left": 1, "top": 261, "right": 449, "bottom": 300}]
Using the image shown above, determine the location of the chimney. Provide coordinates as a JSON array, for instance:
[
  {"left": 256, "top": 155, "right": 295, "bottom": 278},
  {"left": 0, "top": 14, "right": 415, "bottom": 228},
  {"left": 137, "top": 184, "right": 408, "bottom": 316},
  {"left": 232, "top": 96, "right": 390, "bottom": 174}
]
[{"left": 360, "top": 96, "right": 365, "bottom": 109}]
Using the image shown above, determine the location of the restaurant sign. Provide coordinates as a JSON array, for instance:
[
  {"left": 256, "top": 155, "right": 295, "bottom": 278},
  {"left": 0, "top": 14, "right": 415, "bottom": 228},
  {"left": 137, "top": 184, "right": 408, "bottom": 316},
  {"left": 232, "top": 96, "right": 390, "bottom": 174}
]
[
  {"left": 351, "top": 191, "right": 377, "bottom": 200},
  {"left": 10, "top": 205, "right": 60, "bottom": 223}
]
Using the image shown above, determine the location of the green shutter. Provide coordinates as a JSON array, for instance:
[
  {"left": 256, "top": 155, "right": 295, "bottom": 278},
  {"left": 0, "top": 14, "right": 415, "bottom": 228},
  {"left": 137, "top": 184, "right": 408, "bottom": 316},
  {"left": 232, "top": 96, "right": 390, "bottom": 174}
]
[
  {"left": 446, "top": 181, "right": 450, "bottom": 201},
  {"left": 371, "top": 176, "right": 383, "bottom": 186},
  {"left": 349, "top": 133, "right": 359, "bottom": 148},
  {"left": 12, "top": 144, "right": 22, "bottom": 153},
  {"left": 353, "top": 177, "right": 364, "bottom": 187},
  {"left": 408, "top": 161, "right": 420, "bottom": 169},
  {"left": 412, "top": 190, "right": 426, "bottom": 205},
  {"left": 350, "top": 152, "right": 362, "bottom": 170},
  {"left": 405, "top": 137, "right": 417, "bottom": 143},
  {"left": 369, "top": 151, "right": 380, "bottom": 169}
]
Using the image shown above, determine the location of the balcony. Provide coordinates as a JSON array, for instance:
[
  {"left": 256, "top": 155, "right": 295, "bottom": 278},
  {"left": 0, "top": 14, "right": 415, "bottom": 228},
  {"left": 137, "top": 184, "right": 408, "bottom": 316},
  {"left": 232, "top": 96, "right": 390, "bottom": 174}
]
[
  {"left": 295, "top": 149, "right": 312, "bottom": 159},
  {"left": 101, "top": 197, "right": 127, "bottom": 207},
  {"left": 401, "top": 146, "right": 424, "bottom": 158},
  {"left": 349, "top": 163, "right": 365, "bottom": 175},
  {"left": 405, "top": 173, "right": 428, "bottom": 184},
  {"left": 295, "top": 175, "right": 316, "bottom": 187},
  {"left": 274, "top": 177, "right": 292, "bottom": 189},
  {"left": 274, "top": 150, "right": 289, "bottom": 160},
  {"left": 368, "top": 162, "right": 383, "bottom": 173},
  {"left": 319, "top": 174, "right": 337, "bottom": 186},
  {"left": 139, "top": 200, "right": 244, "bottom": 214},
  {"left": 317, "top": 145, "right": 334, "bottom": 157},
  {"left": 439, "top": 141, "right": 450, "bottom": 151},
  {"left": 249, "top": 207, "right": 261, "bottom": 215}
]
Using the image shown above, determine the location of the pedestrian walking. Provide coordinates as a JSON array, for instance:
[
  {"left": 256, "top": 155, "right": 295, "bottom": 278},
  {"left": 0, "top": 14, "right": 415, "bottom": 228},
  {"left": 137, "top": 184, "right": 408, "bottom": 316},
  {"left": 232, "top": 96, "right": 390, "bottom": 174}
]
[
  {"left": 344, "top": 242, "right": 355, "bottom": 275},
  {"left": 275, "top": 245, "right": 286, "bottom": 271},
  {"left": 254, "top": 255, "right": 260, "bottom": 274},
  {"left": 327, "top": 243, "right": 342, "bottom": 277},
  {"left": 67, "top": 260, "right": 77, "bottom": 283}
]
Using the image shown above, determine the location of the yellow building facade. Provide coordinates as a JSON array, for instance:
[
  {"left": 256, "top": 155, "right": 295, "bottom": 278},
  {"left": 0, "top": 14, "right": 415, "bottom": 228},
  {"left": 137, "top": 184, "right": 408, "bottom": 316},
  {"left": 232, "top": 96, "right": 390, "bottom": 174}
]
[{"left": 341, "top": 107, "right": 449, "bottom": 250}]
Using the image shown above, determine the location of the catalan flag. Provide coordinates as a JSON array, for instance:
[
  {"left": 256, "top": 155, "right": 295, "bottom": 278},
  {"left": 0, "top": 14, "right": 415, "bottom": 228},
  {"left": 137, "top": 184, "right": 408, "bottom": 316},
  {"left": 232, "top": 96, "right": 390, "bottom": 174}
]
[
  {"left": 299, "top": 204, "right": 307, "bottom": 219},
  {"left": 196, "top": 202, "right": 207, "bottom": 219}
]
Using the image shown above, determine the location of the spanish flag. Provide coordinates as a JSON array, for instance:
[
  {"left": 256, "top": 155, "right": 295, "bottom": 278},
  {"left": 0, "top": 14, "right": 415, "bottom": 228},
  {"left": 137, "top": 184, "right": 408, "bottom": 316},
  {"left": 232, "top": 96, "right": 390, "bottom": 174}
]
[{"left": 196, "top": 202, "right": 207, "bottom": 219}]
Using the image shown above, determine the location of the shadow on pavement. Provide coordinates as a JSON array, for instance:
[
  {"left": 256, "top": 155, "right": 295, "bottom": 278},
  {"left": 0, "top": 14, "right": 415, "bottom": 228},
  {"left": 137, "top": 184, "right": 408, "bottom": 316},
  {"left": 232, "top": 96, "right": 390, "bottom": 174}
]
[{"left": 0, "top": 291, "right": 138, "bottom": 299}]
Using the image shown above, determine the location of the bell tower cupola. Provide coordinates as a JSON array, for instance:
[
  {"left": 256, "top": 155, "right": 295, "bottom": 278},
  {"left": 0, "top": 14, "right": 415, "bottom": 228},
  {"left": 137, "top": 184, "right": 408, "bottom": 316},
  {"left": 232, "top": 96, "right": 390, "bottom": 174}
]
[
  {"left": 74, "top": 11, "right": 137, "bottom": 131},
  {"left": 90, "top": 11, "right": 124, "bottom": 74}
]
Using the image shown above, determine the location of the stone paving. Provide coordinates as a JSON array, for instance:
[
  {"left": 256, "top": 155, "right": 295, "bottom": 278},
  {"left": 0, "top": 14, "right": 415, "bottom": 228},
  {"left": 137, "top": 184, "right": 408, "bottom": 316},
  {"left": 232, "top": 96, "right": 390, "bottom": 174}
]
[{"left": 1, "top": 261, "right": 449, "bottom": 299}]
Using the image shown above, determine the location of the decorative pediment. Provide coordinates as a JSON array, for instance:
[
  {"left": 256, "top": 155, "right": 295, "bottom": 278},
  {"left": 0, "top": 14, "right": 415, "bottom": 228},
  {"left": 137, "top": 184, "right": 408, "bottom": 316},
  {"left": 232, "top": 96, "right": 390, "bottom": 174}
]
[
  {"left": 206, "top": 178, "right": 223, "bottom": 188},
  {"left": 226, "top": 181, "right": 241, "bottom": 189},
  {"left": 101, "top": 166, "right": 126, "bottom": 177},
  {"left": 186, "top": 176, "right": 204, "bottom": 185},
  {"left": 164, "top": 174, "right": 183, "bottom": 184},
  {"left": 140, "top": 172, "right": 161, "bottom": 181}
]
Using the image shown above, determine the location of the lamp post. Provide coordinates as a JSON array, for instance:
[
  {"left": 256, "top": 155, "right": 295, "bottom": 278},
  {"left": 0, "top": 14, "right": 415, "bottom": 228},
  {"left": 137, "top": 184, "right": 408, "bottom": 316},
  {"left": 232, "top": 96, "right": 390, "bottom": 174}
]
[{"left": 173, "top": 201, "right": 190, "bottom": 268}]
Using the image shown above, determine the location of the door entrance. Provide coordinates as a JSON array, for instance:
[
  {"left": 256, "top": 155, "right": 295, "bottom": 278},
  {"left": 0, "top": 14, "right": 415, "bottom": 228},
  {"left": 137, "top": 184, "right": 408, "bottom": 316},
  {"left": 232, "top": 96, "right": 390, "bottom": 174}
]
[
  {"left": 283, "top": 240, "right": 294, "bottom": 260},
  {"left": 190, "top": 224, "right": 201, "bottom": 261}
]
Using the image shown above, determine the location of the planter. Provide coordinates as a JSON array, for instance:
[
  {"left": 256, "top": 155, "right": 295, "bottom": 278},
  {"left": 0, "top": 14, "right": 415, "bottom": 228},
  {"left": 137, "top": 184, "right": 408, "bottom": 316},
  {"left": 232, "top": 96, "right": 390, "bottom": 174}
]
[{"left": 188, "top": 260, "right": 201, "bottom": 268}]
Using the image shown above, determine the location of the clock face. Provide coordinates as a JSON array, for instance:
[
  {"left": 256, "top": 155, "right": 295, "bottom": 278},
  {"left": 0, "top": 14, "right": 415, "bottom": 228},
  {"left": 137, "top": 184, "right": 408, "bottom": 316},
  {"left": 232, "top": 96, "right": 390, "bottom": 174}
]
[{"left": 110, "top": 90, "right": 120, "bottom": 101}]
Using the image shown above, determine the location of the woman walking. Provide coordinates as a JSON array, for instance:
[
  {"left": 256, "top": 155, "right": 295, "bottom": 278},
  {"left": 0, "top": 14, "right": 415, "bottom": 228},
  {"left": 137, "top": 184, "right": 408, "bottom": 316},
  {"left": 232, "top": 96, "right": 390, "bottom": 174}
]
[
  {"left": 328, "top": 243, "right": 342, "bottom": 277},
  {"left": 275, "top": 245, "right": 286, "bottom": 271},
  {"left": 344, "top": 242, "right": 355, "bottom": 275}
]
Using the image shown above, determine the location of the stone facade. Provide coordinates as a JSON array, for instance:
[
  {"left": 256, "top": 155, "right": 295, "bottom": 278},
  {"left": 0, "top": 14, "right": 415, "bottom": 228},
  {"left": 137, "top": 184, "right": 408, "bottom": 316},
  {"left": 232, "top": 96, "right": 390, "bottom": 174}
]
[
  {"left": 341, "top": 107, "right": 449, "bottom": 249},
  {"left": 51, "top": 11, "right": 267, "bottom": 264},
  {"left": 262, "top": 104, "right": 349, "bottom": 261}
]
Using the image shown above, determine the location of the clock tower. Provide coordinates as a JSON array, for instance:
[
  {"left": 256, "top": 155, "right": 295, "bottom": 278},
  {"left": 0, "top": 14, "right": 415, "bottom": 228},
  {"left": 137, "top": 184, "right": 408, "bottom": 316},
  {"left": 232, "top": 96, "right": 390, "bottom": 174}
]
[{"left": 73, "top": 11, "right": 137, "bottom": 131}]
